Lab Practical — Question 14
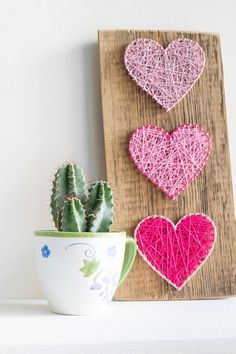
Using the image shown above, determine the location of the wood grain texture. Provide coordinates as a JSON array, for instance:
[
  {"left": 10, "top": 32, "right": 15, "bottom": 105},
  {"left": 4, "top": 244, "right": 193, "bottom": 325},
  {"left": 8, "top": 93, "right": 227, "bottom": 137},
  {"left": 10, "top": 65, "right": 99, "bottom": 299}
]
[{"left": 98, "top": 30, "right": 236, "bottom": 300}]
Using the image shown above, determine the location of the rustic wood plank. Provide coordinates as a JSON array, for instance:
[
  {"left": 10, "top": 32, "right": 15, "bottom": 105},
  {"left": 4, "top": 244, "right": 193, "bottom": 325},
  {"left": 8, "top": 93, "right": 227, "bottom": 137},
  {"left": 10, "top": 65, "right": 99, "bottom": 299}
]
[{"left": 98, "top": 30, "right": 236, "bottom": 300}]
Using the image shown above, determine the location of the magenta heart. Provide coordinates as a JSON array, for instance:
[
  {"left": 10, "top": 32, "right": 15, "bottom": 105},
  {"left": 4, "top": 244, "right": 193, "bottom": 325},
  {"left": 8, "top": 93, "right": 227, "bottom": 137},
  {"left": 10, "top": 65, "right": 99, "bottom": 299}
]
[
  {"left": 135, "top": 214, "right": 216, "bottom": 290},
  {"left": 124, "top": 38, "right": 205, "bottom": 111},
  {"left": 129, "top": 124, "right": 211, "bottom": 199}
]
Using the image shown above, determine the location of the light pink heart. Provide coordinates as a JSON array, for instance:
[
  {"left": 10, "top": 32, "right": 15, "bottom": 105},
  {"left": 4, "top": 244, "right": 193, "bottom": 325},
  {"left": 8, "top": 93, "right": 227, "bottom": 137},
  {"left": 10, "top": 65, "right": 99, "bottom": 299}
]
[
  {"left": 124, "top": 38, "right": 205, "bottom": 111},
  {"left": 129, "top": 124, "right": 211, "bottom": 199},
  {"left": 135, "top": 214, "right": 216, "bottom": 290}
]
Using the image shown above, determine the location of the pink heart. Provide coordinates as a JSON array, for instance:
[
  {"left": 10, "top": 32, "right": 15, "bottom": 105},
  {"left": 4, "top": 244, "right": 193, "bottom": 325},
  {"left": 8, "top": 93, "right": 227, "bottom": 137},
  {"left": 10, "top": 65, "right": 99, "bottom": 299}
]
[
  {"left": 129, "top": 124, "right": 211, "bottom": 199},
  {"left": 124, "top": 38, "right": 205, "bottom": 111},
  {"left": 135, "top": 214, "right": 216, "bottom": 290}
]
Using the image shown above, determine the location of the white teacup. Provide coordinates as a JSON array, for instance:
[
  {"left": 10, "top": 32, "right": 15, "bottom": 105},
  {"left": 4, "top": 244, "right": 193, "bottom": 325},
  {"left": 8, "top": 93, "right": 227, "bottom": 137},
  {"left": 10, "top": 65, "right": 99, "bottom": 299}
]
[{"left": 34, "top": 231, "right": 136, "bottom": 315}]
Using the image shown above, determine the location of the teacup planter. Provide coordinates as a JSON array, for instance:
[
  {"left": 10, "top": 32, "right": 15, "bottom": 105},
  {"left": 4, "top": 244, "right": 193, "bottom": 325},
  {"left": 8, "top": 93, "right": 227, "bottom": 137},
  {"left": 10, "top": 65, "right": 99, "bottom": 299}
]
[
  {"left": 35, "top": 163, "right": 136, "bottom": 315},
  {"left": 35, "top": 231, "right": 136, "bottom": 315}
]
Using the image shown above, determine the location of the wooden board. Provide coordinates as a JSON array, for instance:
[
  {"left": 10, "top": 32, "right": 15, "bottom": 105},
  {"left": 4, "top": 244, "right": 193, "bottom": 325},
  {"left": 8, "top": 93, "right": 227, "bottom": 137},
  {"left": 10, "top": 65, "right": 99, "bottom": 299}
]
[{"left": 98, "top": 30, "right": 236, "bottom": 300}]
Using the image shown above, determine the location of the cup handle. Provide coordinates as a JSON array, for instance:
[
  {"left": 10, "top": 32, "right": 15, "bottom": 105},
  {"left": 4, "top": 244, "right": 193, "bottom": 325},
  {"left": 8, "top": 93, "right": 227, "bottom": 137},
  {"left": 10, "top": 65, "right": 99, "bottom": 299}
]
[{"left": 118, "top": 236, "right": 137, "bottom": 287}]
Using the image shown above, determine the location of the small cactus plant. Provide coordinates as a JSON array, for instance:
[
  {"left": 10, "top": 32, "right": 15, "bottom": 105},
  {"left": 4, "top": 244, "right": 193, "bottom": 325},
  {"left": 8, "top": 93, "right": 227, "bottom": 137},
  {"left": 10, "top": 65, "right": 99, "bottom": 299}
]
[{"left": 50, "top": 163, "right": 114, "bottom": 232}]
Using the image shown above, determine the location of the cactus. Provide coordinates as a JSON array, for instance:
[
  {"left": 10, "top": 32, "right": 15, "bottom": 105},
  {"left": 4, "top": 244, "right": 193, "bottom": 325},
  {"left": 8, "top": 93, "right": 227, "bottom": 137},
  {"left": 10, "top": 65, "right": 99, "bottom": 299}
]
[
  {"left": 87, "top": 182, "right": 114, "bottom": 232},
  {"left": 50, "top": 163, "right": 114, "bottom": 232},
  {"left": 50, "top": 164, "right": 87, "bottom": 230},
  {"left": 61, "top": 198, "right": 87, "bottom": 232}
]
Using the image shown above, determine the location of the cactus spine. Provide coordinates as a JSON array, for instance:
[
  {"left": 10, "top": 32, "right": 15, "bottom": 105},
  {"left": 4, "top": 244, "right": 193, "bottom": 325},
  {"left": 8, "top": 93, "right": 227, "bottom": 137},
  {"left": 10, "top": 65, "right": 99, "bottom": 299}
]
[{"left": 50, "top": 163, "right": 114, "bottom": 232}]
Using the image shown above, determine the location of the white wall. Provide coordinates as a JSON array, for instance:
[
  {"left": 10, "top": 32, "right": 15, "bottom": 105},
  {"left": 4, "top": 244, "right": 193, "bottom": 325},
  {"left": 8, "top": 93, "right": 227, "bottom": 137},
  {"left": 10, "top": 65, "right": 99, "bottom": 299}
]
[{"left": 0, "top": 0, "right": 235, "bottom": 298}]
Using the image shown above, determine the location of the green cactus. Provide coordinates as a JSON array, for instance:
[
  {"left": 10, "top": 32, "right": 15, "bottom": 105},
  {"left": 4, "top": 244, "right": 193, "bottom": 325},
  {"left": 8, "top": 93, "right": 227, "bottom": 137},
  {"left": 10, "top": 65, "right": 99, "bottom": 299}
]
[
  {"left": 50, "top": 163, "right": 87, "bottom": 230},
  {"left": 87, "top": 181, "right": 114, "bottom": 232},
  {"left": 50, "top": 163, "right": 114, "bottom": 232},
  {"left": 61, "top": 198, "right": 87, "bottom": 232}
]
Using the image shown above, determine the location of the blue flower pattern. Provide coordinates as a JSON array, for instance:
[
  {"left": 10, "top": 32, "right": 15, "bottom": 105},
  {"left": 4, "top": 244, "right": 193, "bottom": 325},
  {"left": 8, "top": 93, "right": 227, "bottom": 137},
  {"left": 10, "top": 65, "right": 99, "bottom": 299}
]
[
  {"left": 47, "top": 241, "right": 118, "bottom": 301},
  {"left": 41, "top": 245, "right": 50, "bottom": 258},
  {"left": 107, "top": 245, "right": 116, "bottom": 258}
]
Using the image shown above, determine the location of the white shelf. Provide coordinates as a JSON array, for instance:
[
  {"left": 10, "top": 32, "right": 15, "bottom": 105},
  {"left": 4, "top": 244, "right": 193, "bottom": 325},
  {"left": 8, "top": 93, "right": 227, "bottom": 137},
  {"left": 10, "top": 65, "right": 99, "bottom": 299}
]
[{"left": 0, "top": 298, "right": 236, "bottom": 354}]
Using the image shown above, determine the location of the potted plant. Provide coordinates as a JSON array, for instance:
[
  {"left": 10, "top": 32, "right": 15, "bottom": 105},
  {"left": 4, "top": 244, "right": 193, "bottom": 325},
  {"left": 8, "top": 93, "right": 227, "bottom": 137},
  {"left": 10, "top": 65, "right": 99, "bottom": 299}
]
[{"left": 34, "top": 163, "right": 137, "bottom": 315}]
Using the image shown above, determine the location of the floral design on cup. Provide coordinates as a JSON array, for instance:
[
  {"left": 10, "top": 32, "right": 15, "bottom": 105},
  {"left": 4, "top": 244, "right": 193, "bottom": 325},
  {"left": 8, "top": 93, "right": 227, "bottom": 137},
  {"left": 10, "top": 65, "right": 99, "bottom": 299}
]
[
  {"left": 90, "top": 269, "right": 119, "bottom": 302},
  {"left": 80, "top": 258, "right": 100, "bottom": 277},
  {"left": 66, "top": 241, "right": 119, "bottom": 301},
  {"left": 41, "top": 245, "right": 50, "bottom": 258},
  {"left": 107, "top": 245, "right": 116, "bottom": 258}
]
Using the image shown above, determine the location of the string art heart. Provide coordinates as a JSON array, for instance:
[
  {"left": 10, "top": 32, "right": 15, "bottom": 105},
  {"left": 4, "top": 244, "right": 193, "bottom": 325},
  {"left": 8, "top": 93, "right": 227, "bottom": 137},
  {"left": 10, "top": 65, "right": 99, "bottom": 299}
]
[
  {"left": 124, "top": 38, "right": 205, "bottom": 111},
  {"left": 135, "top": 214, "right": 216, "bottom": 290},
  {"left": 129, "top": 124, "right": 211, "bottom": 199}
]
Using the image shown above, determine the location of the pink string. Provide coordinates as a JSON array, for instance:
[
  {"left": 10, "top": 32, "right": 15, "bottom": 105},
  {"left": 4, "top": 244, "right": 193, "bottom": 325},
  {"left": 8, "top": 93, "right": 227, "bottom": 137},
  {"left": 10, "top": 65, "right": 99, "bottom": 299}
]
[
  {"left": 124, "top": 38, "right": 205, "bottom": 111},
  {"left": 135, "top": 214, "right": 216, "bottom": 290},
  {"left": 129, "top": 124, "right": 211, "bottom": 199}
]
